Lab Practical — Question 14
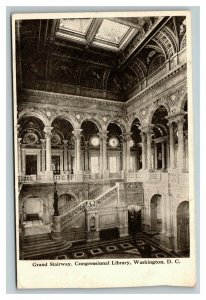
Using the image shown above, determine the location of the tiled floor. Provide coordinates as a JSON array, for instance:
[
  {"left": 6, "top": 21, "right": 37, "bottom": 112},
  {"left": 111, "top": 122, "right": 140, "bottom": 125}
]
[{"left": 53, "top": 234, "right": 179, "bottom": 260}]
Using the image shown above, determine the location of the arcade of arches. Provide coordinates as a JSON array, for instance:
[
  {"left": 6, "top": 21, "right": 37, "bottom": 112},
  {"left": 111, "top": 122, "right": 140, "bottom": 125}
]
[{"left": 16, "top": 16, "right": 190, "bottom": 257}]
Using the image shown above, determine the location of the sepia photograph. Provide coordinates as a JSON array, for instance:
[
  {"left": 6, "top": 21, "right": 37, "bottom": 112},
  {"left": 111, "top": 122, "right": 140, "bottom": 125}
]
[{"left": 12, "top": 10, "right": 195, "bottom": 288}]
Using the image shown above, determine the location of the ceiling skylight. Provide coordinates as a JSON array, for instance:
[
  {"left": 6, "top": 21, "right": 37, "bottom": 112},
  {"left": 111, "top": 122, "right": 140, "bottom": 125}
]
[
  {"left": 95, "top": 19, "right": 130, "bottom": 44},
  {"left": 59, "top": 18, "right": 92, "bottom": 35}
]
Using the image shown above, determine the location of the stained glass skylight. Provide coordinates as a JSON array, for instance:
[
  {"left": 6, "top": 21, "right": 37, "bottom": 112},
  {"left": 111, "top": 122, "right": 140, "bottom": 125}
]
[
  {"left": 95, "top": 19, "right": 130, "bottom": 44},
  {"left": 59, "top": 18, "right": 92, "bottom": 35}
]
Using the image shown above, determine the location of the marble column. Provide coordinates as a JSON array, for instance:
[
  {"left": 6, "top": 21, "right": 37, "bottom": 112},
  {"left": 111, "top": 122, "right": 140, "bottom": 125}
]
[
  {"left": 21, "top": 148, "right": 25, "bottom": 175},
  {"left": 162, "top": 142, "right": 165, "bottom": 169},
  {"left": 124, "top": 133, "right": 131, "bottom": 173},
  {"left": 73, "top": 128, "right": 83, "bottom": 180},
  {"left": 168, "top": 123, "right": 175, "bottom": 169},
  {"left": 99, "top": 131, "right": 109, "bottom": 180},
  {"left": 121, "top": 137, "right": 127, "bottom": 171},
  {"left": 136, "top": 147, "right": 140, "bottom": 170},
  {"left": 166, "top": 140, "right": 170, "bottom": 169},
  {"left": 177, "top": 117, "right": 184, "bottom": 171},
  {"left": 99, "top": 138, "right": 103, "bottom": 174},
  {"left": 44, "top": 126, "right": 53, "bottom": 177},
  {"left": 141, "top": 132, "right": 146, "bottom": 170},
  {"left": 84, "top": 141, "right": 89, "bottom": 172},
  {"left": 63, "top": 140, "right": 68, "bottom": 172},
  {"left": 68, "top": 149, "right": 71, "bottom": 171},
  {"left": 40, "top": 139, "right": 46, "bottom": 173},
  {"left": 154, "top": 143, "right": 158, "bottom": 169},
  {"left": 18, "top": 138, "right": 22, "bottom": 175},
  {"left": 146, "top": 129, "right": 152, "bottom": 170}
]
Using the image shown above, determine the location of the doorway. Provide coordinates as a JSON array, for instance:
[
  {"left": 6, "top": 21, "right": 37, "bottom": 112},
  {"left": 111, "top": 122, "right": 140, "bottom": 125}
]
[
  {"left": 177, "top": 201, "right": 190, "bottom": 251},
  {"left": 26, "top": 155, "right": 37, "bottom": 175},
  {"left": 128, "top": 206, "right": 142, "bottom": 234},
  {"left": 150, "top": 194, "right": 162, "bottom": 233}
]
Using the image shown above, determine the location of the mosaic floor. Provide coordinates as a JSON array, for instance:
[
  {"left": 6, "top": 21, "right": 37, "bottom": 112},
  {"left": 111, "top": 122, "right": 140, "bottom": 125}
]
[{"left": 44, "top": 234, "right": 179, "bottom": 260}]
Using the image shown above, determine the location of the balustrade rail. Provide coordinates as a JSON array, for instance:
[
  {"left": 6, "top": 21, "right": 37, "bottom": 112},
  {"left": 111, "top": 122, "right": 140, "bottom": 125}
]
[
  {"left": 18, "top": 175, "right": 37, "bottom": 182},
  {"left": 18, "top": 174, "right": 76, "bottom": 183},
  {"left": 60, "top": 184, "right": 118, "bottom": 229},
  {"left": 89, "top": 186, "right": 104, "bottom": 200}
]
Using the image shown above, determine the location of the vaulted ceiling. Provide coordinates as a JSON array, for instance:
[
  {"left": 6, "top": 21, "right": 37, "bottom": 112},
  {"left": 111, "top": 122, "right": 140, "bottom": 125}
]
[{"left": 15, "top": 16, "right": 186, "bottom": 102}]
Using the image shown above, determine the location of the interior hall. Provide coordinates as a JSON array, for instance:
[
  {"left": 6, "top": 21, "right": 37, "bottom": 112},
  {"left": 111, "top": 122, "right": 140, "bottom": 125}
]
[{"left": 15, "top": 16, "right": 189, "bottom": 259}]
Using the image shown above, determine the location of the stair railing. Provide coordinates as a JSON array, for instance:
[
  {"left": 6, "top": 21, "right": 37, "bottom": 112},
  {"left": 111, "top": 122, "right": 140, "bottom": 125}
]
[{"left": 60, "top": 184, "right": 118, "bottom": 229}]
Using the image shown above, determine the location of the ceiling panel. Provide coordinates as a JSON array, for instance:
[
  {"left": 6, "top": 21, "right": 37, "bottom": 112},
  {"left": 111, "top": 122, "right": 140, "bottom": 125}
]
[
  {"left": 59, "top": 18, "right": 92, "bottom": 35},
  {"left": 95, "top": 19, "right": 130, "bottom": 44}
]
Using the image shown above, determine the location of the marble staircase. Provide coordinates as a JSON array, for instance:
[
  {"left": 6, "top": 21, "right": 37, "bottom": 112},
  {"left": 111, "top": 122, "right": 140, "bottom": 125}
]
[{"left": 20, "top": 233, "right": 72, "bottom": 259}]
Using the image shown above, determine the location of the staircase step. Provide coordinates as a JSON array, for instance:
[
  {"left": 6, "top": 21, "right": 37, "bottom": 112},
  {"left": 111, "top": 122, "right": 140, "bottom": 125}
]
[
  {"left": 22, "top": 233, "right": 51, "bottom": 243},
  {"left": 21, "top": 239, "right": 72, "bottom": 259},
  {"left": 23, "top": 241, "right": 70, "bottom": 255},
  {"left": 22, "top": 239, "right": 66, "bottom": 251}
]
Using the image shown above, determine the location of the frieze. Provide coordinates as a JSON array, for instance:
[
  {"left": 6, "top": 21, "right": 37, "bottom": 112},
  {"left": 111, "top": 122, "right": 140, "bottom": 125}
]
[{"left": 22, "top": 89, "right": 125, "bottom": 108}]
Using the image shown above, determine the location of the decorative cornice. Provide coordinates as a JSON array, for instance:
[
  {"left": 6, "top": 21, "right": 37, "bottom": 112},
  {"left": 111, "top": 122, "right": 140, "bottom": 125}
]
[{"left": 23, "top": 89, "right": 125, "bottom": 108}]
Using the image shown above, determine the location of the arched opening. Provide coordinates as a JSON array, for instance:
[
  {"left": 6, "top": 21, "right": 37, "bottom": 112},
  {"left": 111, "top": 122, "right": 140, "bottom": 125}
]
[
  {"left": 81, "top": 120, "right": 100, "bottom": 177},
  {"left": 151, "top": 106, "right": 169, "bottom": 170},
  {"left": 107, "top": 122, "right": 123, "bottom": 178},
  {"left": 58, "top": 193, "right": 78, "bottom": 215},
  {"left": 130, "top": 118, "right": 142, "bottom": 171},
  {"left": 51, "top": 117, "right": 74, "bottom": 175},
  {"left": 128, "top": 205, "right": 142, "bottom": 235},
  {"left": 177, "top": 201, "right": 189, "bottom": 254},
  {"left": 18, "top": 116, "right": 45, "bottom": 177},
  {"left": 150, "top": 194, "right": 162, "bottom": 233}
]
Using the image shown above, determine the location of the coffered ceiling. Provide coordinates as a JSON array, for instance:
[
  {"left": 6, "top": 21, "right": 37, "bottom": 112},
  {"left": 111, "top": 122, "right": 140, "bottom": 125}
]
[{"left": 15, "top": 15, "right": 186, "bottom": 102}]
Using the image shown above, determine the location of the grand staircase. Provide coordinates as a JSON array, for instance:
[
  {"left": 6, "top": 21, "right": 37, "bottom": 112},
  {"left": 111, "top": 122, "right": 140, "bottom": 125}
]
[
  {"left": 20, "top": 233, "right": 72, "bottom": 260},
  {"left": 20, "top": 184, "right": 119, "bottom": 259},
  {"left": 61, "top": 184, "right": 118, "bottom": 231}
]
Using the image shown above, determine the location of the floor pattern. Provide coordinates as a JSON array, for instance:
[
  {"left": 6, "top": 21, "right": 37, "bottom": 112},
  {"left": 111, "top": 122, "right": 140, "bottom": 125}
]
[{"left": 46, "top": 234, "right": 179, "bottom": 260}]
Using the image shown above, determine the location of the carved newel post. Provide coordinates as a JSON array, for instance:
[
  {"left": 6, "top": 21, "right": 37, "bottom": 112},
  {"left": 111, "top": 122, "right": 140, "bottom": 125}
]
[{"left": 51, "top": 181, "right": 61, "bottom": 240}]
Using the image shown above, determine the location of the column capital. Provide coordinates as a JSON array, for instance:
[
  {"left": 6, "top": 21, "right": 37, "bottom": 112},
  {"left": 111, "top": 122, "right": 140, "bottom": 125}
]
[
  {"left": 40, "top": 138, "right": 46, "bottom": 146},
  {"left": 122, "top": 132, "right": 131, "bottom": 142},
  {"left": 44, "top": 126, "right": 53, "bottom": 136},
  {"left": 140, "top": 125, "right": 153, "bottom": 134},
  {"left": 98, "top": 130, "right": 108, "bottom": 140},
  {"left": 72, "top": 128, "right": 82, "bottom": 139},
  {"left": 167, "top": 113, "right": 185, "bottom": 125},
  {"left": 84, "top": 141, "right": 89, "bottom": 150},
  {"left": 63, "top": 139, "right": 68, "bottom": 145}
]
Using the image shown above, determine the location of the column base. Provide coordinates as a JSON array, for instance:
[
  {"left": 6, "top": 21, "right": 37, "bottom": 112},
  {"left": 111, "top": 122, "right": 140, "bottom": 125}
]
[{"left": 51, "top": 215, "right": 62, "bottom": 240}]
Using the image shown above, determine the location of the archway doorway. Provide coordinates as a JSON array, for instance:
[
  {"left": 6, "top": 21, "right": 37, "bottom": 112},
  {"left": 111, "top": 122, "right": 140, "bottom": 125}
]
[
  {"left": 177, "top": 201, "right": 190, "bottom": 252},
  {"left": 128, "top": 205, "right": 142, "bottom": 235},
  {"left": 150, "top": 194, "right": 162, "bottom": 233}
]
